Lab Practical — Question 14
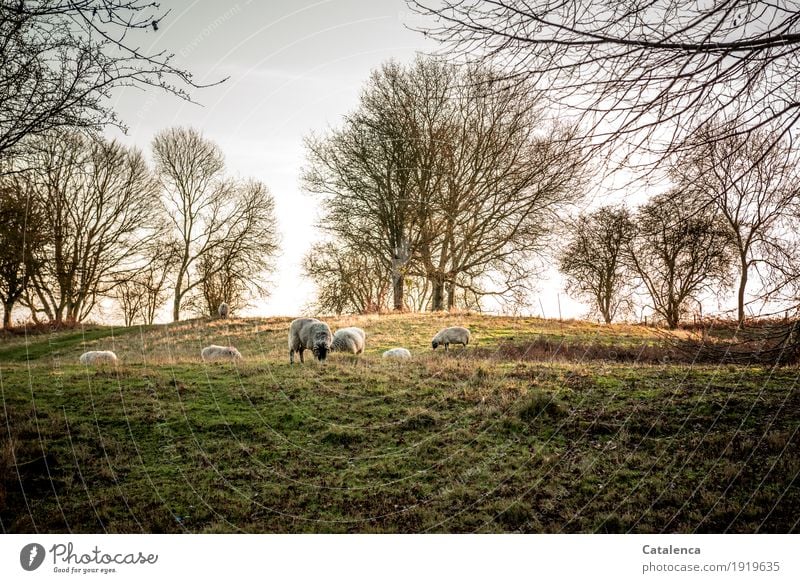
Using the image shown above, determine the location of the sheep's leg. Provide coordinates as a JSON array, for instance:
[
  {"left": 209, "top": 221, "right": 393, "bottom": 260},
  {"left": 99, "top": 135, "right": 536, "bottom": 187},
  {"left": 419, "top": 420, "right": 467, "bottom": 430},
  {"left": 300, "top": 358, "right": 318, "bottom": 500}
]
[
  {"left": 299, "top": 348, "right": 305, "bottom": 363},
  {"left": 289, "top": 349, "right": 294, "bottom": 364},
  {"left": 445, "top": 343, "right": 449, "bottom": 352}
]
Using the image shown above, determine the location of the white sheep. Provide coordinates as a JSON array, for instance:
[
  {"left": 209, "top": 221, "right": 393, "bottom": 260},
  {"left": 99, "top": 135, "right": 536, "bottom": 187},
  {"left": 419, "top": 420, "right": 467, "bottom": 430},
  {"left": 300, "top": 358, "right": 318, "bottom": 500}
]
[
  {"left": 431, "top": 326, "right": 471, "bottom": 351},
  {"left": 201, "top": 344, "right": 242, "bottom": 362},
  {"left": 331, "top": 327, "right": 366, "bottom": 355},
  {"left": 218, "top": 302, "right": 230, "bottom": 318},
  {"left": 79, "top": 350, "right": 119, "bottom": 365},
  {"left": 382, "top": 347, "right": 411, "bottom": 359},
  {"left": 288, "top": 318, "right": 333, "bottom": 363}
]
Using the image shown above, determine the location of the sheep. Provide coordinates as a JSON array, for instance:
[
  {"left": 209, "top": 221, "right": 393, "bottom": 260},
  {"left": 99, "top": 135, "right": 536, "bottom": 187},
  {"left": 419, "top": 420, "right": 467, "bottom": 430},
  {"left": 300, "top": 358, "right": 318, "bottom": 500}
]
[
  {"left": 331, "top": 327, "right": 366, "bottom": 355},
  {"left": 431, "top": 326, "right": 471, "bottom": 351},
  {"left": 79, "top": 350, "right": 119, "bottom": 365},
  {"left": 218, "top": 302, "right": 230, "bottom": 318},
  {"left": 201, "top": 344, "right": 242, "bottom": 362},
  {"left": 382, "top": 347, "right": 411, "bottom": 360},
  {"left": 288, "top": 318, "right": 333, "bottom": 363}
]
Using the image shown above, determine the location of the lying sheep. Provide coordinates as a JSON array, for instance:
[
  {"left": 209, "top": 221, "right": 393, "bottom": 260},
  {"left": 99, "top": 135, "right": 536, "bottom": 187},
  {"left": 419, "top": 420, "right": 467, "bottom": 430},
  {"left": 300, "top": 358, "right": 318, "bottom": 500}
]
[
  {"left": 288, "top": 318, "right": 333, "bottom": 363},
  {"left": 79, "top": 350, "right": 119, "bottom": 365},
  {"left": 218, "top": 302, "right": 230, "bottom": 318},
  {"left": 382, "top": 347, "right": 411, "bottom": 360},
  {"left": 331, "top": 327, "right": 366, "bottom": 355},
  {"left": 431, "top": 326, "right": 471, "bottom": 351},
  {"left": 201, "top": 344, "right": 242, "bottom": 362}
]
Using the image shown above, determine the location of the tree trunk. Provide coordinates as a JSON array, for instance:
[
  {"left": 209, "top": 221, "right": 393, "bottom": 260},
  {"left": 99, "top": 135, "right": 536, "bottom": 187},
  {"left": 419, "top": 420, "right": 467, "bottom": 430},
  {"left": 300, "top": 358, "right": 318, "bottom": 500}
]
[
  {"left": 431, "top": 273, "right": 445, "bottom": 311},
  {"left": 392, "top": 272, "right": 405, "bottom": 312},
  {"left": 173, "top": 290, "right": 181, "bottom": 322},
  {"left": 737, "top": 258, "right": 748, "bottom": 326},
  {"left": 391, "top": 238, "right": 410, "bottom": 312}
]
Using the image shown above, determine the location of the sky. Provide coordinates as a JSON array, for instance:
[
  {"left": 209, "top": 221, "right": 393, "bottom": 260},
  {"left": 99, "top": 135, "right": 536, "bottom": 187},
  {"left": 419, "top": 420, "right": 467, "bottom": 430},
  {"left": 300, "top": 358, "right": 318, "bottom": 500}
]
[{"left": 102, "top": 0, "right": 641, "bottom": 322}]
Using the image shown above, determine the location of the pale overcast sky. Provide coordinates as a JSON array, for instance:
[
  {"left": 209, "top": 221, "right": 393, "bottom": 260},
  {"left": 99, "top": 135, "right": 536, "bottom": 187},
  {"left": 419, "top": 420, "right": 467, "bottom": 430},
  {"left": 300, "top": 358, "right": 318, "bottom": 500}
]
[{"left": 102, "top": 0, "right": 634, "bottom": 321}]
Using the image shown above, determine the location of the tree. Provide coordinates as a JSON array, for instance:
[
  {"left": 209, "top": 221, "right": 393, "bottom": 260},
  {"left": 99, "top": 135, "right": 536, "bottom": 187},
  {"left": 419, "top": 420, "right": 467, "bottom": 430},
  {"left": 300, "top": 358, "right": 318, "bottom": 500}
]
[
  {"left": 409, "top": 1, "right": 800, "bottom": 161},
  {"left": 20, "top": 131, "right": 162, "bottom": 323},
  {"left": 0, "top": 0, "right": 218, "bottom": 160},
  {"left": 153, "top": 128, "right": 279, "bottom": 321},
  {"left": 302, "top": 243, "right": 391, "bottom": 315},
  {"left": 676, "top": 126, "right": 799, "bottom": 325},
  {"left": 560, "top": 206, "right": 635, "bottom": 324},
  {"left": 0, "top": 178, "right": 46, "bottom": 327},
  {"left": 415, "top": 67, "right": 583, "bottom": 310},
  {"left": 303, "top": 57, "right": 583, "bottom": 312},
  {"left": 628, "top": 190, "right": 732, "bottom": 329},
  {"left": 113, "top": 241, "right": 177, "bottom": 326}
]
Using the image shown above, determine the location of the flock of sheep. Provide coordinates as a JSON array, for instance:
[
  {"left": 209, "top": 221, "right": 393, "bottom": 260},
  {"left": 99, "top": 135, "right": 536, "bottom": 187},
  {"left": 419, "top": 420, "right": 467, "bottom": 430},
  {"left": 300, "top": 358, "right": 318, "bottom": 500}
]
[{"left": 77, "top": 310, "right": 472, "bottom": 366}]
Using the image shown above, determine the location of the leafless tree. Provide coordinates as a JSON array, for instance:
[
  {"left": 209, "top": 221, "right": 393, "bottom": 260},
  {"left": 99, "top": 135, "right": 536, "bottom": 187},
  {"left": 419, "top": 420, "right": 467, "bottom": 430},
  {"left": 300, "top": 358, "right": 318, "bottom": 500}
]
[
  {"left": 113, "top": 240, "right": 177, "bottom": 325},
  {"left": 409, "top": 1, "right": 800, "bottom": 164},
  {"left": 196, "top": 180, "right": 279, "bottom": 316},
  {"left": 676, "top": 125, "right": 799, "bottom": 325},
  {"left": 303, "top": 60, "right": 431, "bottom": 311},
  {"left": 304, "top": 57, "right": 583, "bottom": 312},
  {"left": 0, "top": 176, "right": 46, "bottom": 327},
  {"left": 559, "top": 205, "right": 635, "bottom": 324},
  {"left": 628, "top": 190, "right": 733, "bottom": 329},
  {"left": 153, "top": 128, "right": 279, "bottom": 321},
  {"left": 18, "top": 131, "right": 162, "bottom": 323},
  {"left": 0, "top": 0, "right": 220, "bottom": 160},
  {"left": 416, "top": 65, "right": 584, "bottom": 310},
  {"left": 302, "top": 243, "right": 392, "bottom": 315}
]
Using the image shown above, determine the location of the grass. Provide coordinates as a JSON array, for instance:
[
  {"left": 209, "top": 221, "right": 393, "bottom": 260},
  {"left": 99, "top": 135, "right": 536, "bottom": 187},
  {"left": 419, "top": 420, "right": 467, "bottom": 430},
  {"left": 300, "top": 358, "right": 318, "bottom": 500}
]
[{"left": 0, "top": 313, "right": 797, "bottom": 533}]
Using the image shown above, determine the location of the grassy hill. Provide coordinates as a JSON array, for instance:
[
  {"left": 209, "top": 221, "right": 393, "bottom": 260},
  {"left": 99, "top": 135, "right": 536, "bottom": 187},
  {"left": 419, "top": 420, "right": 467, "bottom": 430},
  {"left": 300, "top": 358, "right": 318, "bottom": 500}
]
[{"left": 0, "top": 313, "right": 797, "bottom": 533}]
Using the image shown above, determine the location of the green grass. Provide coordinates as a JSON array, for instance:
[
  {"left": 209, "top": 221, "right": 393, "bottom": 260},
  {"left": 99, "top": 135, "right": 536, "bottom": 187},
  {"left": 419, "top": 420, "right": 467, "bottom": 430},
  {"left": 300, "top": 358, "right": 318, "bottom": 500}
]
[{"left": 0, "top": 313, "right": 797, "bottom": 533}]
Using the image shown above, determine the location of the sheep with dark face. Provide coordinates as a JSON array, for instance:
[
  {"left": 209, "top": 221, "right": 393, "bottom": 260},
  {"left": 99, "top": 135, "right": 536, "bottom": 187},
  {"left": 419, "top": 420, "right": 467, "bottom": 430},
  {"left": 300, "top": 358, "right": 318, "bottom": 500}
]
[
  {"left": 201, "top": 345, "right": 242, "bottom": 362},
  {"left": 79, "top": 350, "right": 119, "bottom": 365},
  {"left": 218, "top": 302, "right": 230, "bottom": 318},
  {"left": 331, "top": 327, "right": 366, "bottom": 355},
  {"left": 288, "top": 318, "right": 333, "bottom": 363},
  {"left": 431, "top": 326, "right": 471, "bottom": 351}
]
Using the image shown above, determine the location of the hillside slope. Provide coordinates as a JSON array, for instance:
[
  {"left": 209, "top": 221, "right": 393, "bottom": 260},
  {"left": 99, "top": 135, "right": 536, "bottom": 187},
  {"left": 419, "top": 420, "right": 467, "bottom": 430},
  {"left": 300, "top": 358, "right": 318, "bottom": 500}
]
[{"left": 0, "top": 314, "right": 797, "bottom": 533}]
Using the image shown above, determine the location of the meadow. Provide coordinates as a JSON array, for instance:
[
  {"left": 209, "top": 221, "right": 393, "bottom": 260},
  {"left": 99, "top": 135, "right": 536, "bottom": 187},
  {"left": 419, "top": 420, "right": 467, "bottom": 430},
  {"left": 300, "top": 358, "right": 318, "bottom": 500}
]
[{"left": 0, "top": 313, "right": 797, "bottom": 533}]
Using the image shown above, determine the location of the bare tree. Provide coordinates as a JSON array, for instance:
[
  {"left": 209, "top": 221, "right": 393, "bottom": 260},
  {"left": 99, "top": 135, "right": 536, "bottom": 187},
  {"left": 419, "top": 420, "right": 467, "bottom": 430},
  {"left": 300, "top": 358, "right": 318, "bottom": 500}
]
[
  {"left": 19, "top": 131, "right": 162, "bottom": 323},
  {"left": 304, "top": 57, "right": 583, "bottom": 313},
  {"left": 153, "top": 128, "right": 279, "bottom": 321},
  {"left": 416, "top": 65, "right": 584, "bottom": 310},
  {"left": 302, "top": 243, "right": 391, "bottom": 315},
  {"left": 0, "top": 177, "right": 46, "bottom": 327},
  {"left": 303, "top": 60, "right": 429, "bottom": 311},
  {"left": 113, "top": 241, "right": 177, "bottom": 325},
  {"left": 628, "top": 190, "right": 733, "bottom": 329},
  {"left": 0, "top": 0, "right": 220, "bottom": 160},
  {"left": 196, "top": 180, "right": 279, "bottom": 316},
  {"left": 409, "top": 1, "right": 800, "bottom": 162},
  {"left": 677, "top": 126, "right": 799, "bottom": 325},
  {"left": 560, "top": 205, "right": 635, "bottom": 324}
]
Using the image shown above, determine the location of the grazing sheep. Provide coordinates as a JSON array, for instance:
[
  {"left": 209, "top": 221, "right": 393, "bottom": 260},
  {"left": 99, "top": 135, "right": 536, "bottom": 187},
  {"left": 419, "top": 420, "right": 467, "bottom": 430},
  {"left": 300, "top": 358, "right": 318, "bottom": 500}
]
[
  {"left": 201, "top": 344, "right": 242, "bottom": 362},
  {"left": 382, "top": 347, "right": 411, "bottom": 360},
  {"left": 79, "top": 350, "right": 118, "bottom": 365},
  {"left": 431, "top": 326, "right": 471, "bottom": 351},
  {"left": 331, "top": 327, "right": 366, "bottom": 355},
  {"left": 288, "top": 318, "right": 333, "bottom": 363},
  {"left": 218, "top": 302, "right": 230, "bottom": 318}
]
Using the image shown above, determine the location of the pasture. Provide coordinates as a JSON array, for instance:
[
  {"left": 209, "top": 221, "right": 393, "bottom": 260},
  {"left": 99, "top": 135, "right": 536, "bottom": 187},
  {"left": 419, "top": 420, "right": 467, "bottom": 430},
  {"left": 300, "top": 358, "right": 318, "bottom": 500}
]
[{"left": 0, "top": 314, "right": 797, "bottom": 533}]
